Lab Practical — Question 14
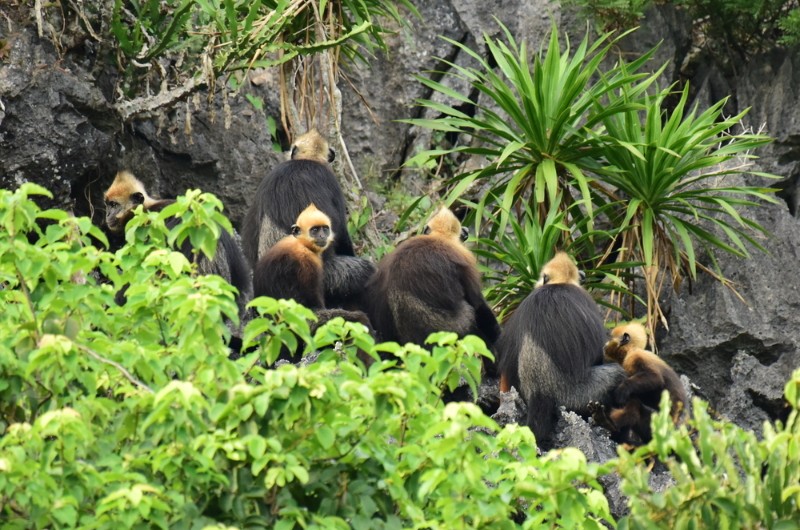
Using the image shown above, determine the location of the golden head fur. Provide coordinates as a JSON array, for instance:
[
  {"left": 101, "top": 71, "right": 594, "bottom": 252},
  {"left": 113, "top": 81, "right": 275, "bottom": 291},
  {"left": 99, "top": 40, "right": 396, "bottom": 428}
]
[
  {"left": 422, "top": 207, "right": 472, "bottom": 263},
  {"left": 103, "top": 170, "right": 162, "bottom": 233},
  {"left": 423, "top": 207, "right": 467, "bottom": 242},
  {"left": 290, "top": 129, "right": 335, "bottom": 164},
  {"left": 604, "top": 322, "right": 654, "bottom": 365},
  {"left": 604, "top": 320, "right": 686, "bottom": 426},
  {"left": 535, "top": 251, "right": 582, "bottom": 288},
  {"left": 292, "top": 204, "right": 334, "bottom": 254},
  {"left": 104, "top": 170, "right": 152, "bottom": 204}
]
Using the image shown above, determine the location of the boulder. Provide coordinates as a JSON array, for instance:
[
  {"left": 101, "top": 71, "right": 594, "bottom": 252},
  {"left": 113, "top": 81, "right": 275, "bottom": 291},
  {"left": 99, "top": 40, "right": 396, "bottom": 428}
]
[{"left": 0, "top": 27, "right": 114, "bottom": 212}]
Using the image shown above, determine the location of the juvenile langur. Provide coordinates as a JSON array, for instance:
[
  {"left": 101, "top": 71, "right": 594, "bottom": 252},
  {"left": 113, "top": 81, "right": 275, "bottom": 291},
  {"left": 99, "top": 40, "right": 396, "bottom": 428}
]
[
  {"left": 242, "top": 129, "right": 346, "bottom": 260},
  {"left": 103, "top": 170, "right": 253, "bottom": 334},
  {"left": 253, "top": 204, "right": 375, "bottom": 362},
  {"left": 495, "top": 251, "right": 625, "bottom": 447},
  {"left": 593, "top": 322, "right": 688, "bottom": 444},
  {"left": 241, "top": 129, "right": 373, "bottom": 308},
  {"left": 364, "top": 207, "right": 501, "bottom": 356},
  {"left": 252, "top": 204, "right": 332, "bottom": 310}
]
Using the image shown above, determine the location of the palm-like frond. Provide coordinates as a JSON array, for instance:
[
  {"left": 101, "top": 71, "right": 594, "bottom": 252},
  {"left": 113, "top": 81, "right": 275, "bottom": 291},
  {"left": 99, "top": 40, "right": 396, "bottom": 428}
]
[
  {"left": 596, "top": 82, "right": 778, "bottom": 334},
  {"left": 405, "top": 24, "right": 661, "bottom": 237},
  {"left": 474, "top": 200, "right": 569, "bottom": 321},
  {"left": 408, "top": 23, "right": 779, "bottom": 340}
]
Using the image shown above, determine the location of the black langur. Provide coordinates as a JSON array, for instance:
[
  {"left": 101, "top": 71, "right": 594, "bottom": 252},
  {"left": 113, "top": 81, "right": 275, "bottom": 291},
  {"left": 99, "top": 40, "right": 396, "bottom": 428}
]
[
  {"left": 242, "top": 129, "right": 349, "bottom": 263},
  {"left": 495, "top": 251, "right": 625, "bottom": 447},
  {"left": 252, "top": 204, "right": 375, "bottom": 362},
  {"left": 103, "top": 170, "right": 253, "bottom": 329},
  {"left": 591, "top": 322, "right": 688, "bottom": 444},
  {"left": 363, "top": 207, "right": 500, "bottom": 355},
  {"left": 321, "top": 254, "right": 377, "bottom": 310},
  {"left": 252, "top": 203, "right": 332, "bottom": 310},
  {"left": 241, "top": 129, "right": 373, "bottom": 308}
]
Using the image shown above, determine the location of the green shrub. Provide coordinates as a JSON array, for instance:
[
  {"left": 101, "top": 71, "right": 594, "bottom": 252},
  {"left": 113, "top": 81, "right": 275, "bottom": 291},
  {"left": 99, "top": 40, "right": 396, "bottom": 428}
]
[
  {"left": 564, "top": 0, "right": 800, "bottom": 52},
  {"left": 0, "top": 184, "right": 615, "bottom": 528},
  {"left": 1, "top": 184, "right": 799, "bottom": 527},
  {"left": 406, "top": 24, "right": 777, "bottom": 339},
  {"left": 779, "top": 7, "right": 800, "bottom": 45},
  {"left": 616, "top": 371, "right": 800, "bottom": 528},
  {"left": 675, "top": 0, "right": 800, "bottom": 55},
  {"left": 108, "top": 0, "right": 417, "bottom": 96},
  {"left": 563, "top": 0, "right": 652, "bottom": 32}
]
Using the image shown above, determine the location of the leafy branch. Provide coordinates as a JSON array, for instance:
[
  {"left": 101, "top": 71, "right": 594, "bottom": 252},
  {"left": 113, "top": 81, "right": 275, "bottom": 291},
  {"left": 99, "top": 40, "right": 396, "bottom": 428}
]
[{"left": 73, "top": 342, "right": 154, "bottom": 393}]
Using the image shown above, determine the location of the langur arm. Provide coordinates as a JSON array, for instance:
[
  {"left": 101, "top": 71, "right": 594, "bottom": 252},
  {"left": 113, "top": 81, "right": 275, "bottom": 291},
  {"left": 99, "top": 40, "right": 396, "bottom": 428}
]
[{"left": 614, "top": 369, "right": 666, "bottom": 404}]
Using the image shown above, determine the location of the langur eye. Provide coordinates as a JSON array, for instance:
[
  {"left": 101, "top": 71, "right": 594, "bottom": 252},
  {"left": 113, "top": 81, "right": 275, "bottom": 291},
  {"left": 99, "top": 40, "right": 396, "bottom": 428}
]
[
  {"left": 621, "top": 332, "right": 630, "bottom": 345},
  {"left": 106, "top": 201, "right": 118, "bottom": 208},
  {"left": 131, "top": 192, "right": 145, "bottom": 205},
  {"left": 291, "top": 225, "right": 301, "bottom": 236}
]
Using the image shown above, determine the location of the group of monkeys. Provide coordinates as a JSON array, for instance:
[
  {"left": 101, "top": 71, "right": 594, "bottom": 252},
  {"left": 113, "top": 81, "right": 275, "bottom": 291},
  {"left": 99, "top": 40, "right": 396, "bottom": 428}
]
[{"left": 102, "top": 129, "right": 688, "bottom": 447}]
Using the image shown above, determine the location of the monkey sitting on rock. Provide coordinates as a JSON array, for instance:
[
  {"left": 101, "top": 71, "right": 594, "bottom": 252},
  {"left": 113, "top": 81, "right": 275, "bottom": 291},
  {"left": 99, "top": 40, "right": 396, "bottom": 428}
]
[
  {"left": 252, "top": 203, "right": 374, "bottom": 362},
  {"left": 363, "top": 206, "right": 501, "bottom": 358},
  {"left": 253, "top": 203, "right": 332, "bottom": 310},
  {"left": 241, "top": 129, "right": 374, "bottom": 310},
  {"left": 590, "top": 322, "right": 688, "bottom": 445},
  {"left": 495, "top": 251, "right": 625, "bottom": 447}
]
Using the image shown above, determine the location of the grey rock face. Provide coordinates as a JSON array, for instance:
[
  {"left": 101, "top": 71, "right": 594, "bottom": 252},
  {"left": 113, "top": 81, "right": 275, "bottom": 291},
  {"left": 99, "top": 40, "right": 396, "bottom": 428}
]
[
  {"left": 118, "top": 90, "right": 282, "bottom": 231},
  {"left": 491, "top": 384, "right": 526, "bottom": 427},
  {"left": 553, "top": 408, "right": 619, "bottom": 461},
  {"left": 738, "top": 50, "right": 800, "bottom": 218},
  {"left": 339, "top": 0, "right": 559, "bottom": 189},
  {"left": 0, "top": 27, "right": 281, "bottom": 230},
  {"left": 737, "top": 48, "right": 800, "bottom": 169},
  {"left": 660, "top": 198, "right": 799, "bottom": 431},
  {"left": 552, "top": 409, "right": 628, "bottom": 518},
  {"left": 0, "top": 28, "right": 114, "bottom": 212}
]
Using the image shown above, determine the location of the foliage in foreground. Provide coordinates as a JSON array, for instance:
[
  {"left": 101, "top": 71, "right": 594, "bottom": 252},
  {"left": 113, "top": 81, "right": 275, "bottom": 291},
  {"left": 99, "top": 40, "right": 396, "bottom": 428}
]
[
  {"left": 0, "top": 185, "right": 798, "bottom": 528},
  {"left": 616, "top": 380, "right": 800, "bottom": 529},
  {"left": 0, "top": 185, "right": 610, "bottom": 528}
]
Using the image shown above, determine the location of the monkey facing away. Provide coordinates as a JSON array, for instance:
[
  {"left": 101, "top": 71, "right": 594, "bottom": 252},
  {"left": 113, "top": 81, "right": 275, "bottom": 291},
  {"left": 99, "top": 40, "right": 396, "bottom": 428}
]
[
  {"left": 495, "top": 251, "right": 625, "bottom": 447},
  {"left": 103, "top": 170, "right": 253, "bottom": 329},
  {"left": 241, "top": 129, "right": 373, "bottom": 308},
  {"left": 591, "top": 322, "right": 688, "bottom": 444},
  {"left": 363, "top": 207, "right": 501, "bottom": 356}
]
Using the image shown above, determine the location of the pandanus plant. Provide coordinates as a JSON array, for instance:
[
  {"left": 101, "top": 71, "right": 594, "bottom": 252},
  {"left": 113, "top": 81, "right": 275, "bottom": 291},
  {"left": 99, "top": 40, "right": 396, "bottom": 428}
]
[{"left": 406, "top": 22, "right": 777, "bottom": 341}]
